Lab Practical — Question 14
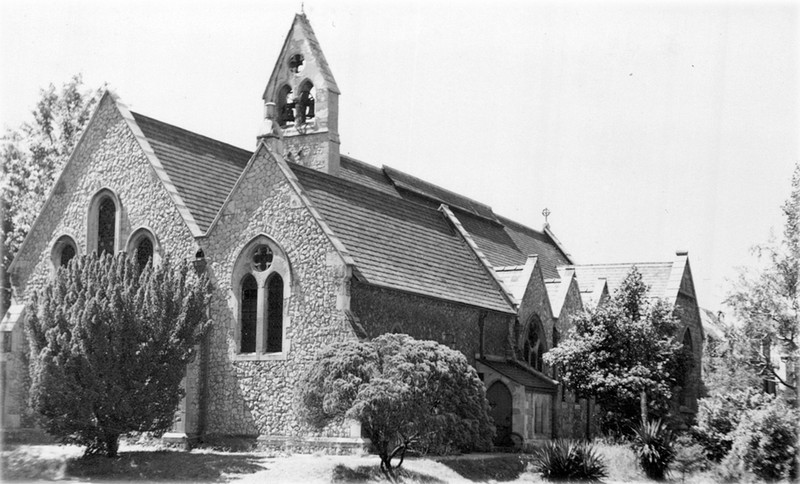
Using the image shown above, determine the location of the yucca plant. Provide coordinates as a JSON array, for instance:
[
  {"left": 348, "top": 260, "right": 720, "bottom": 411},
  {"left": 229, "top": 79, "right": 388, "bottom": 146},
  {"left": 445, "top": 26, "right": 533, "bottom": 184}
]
[
  {"left": 632, "top": 419, "right": 675, "bottom": 480},
  {"left": 534, "top": 439, "right": 608, "bottom": 482}
]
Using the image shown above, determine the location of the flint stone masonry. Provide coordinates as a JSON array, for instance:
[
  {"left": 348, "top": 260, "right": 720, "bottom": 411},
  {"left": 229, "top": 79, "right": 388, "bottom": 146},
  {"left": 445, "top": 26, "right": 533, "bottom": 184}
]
[
  {"left": 11, "top": 95, "right": 199, "bottom": 296},
  {"left": 350, "top": 281, "right": 513, "bottom": 365},
  {"left": 201, "top": 146, "right": 356, "bottom": 438},
  {"left": 6, "top": 95, "right": 201, "bottom": 431}
]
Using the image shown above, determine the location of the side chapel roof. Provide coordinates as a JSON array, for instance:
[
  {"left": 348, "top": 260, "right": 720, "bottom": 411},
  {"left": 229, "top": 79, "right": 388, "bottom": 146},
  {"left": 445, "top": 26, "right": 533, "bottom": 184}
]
[{"left": 569, "top": 253, "right": 693, "bottom": 304}]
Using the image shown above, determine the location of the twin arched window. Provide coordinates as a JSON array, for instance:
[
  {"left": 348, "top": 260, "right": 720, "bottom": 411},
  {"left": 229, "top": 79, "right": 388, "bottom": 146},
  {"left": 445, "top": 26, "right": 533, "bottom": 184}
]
[{"left": 234, "top": 238, "right": 290, "bottom": 356}]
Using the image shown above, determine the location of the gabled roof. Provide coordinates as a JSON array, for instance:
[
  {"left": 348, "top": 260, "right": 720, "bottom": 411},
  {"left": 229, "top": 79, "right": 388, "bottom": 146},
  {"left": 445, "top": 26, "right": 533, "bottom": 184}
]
[
  {"left": 263, "top": 13, "right": 339, "bottom": 99},
  {"left": 544, "top": 266, "right": 576, "bottom": 318},
  {"left": 337, "top": 156, "right": 573, "bottom": 278},
  {"left": 99, "top": 113, "right": 571, "bottom": 315},
  {"left": 569, "top": 253, "right": 693, "bottom": 304},
  {"left": 290, "top": 163, "right": 515, "bottom": 313},
  {"left": 131, "top": 113, "right": 251, "bottom": 232}
]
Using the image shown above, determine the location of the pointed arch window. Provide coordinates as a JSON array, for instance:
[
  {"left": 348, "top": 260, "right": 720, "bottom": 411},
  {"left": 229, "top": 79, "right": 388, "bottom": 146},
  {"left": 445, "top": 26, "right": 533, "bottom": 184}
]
[
  {"left": 126, "top": 228, "right": 161, "bottom": 268},
  {"left": 88, "top": 189, "right": 121, "bottom": 256},
  {"left": 232, "top": 236, "right": 291, "bottom": 360},
  {"left": 680, "top": 328, "right": 695, "bottom": 407},
  {"left": 50, "top": 234, "right": 79, "bottom": 273},
  {"left": 98, "top": 198, "right": 116, "bottom": 255},
  {"left": 523, "top": 317, "right": 546, "bottom": 372},
  {"left": 266, "top": 274, "right": 283, "bottom": 353}
]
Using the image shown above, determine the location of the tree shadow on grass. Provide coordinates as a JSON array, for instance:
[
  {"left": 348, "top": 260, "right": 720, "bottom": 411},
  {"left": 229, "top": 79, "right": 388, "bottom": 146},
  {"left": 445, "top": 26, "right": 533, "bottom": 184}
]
[
  {"left": 331, "top": 464, "right": 445, "bottom": 483},
  {"left": 436, "top": 455, "right": 531, "bottom": 482},
  {"left": 65, "top": 450, "right": 266, "bottom": 482}
]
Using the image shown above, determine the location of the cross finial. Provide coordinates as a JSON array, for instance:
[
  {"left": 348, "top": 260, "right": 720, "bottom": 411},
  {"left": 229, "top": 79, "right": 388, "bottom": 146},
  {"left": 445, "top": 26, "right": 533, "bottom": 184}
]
[
  {"left": 542, "top": 207, "right": 551, "bottom": 227},
  {"left": 301, "top": 2, "right": 305, "bottom": 14}
]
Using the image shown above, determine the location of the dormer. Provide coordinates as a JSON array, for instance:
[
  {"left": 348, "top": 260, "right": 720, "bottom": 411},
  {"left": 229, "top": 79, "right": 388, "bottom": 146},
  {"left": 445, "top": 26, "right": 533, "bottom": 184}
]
[{"left": 259, "top": 13, "right": 340, "bottom": 175}]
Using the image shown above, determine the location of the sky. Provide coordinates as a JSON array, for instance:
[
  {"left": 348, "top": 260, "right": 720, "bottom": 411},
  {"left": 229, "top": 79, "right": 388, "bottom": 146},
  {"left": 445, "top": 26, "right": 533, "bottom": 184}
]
[{"left": 1, "top": 0, "right": 797, "bottom": 315}]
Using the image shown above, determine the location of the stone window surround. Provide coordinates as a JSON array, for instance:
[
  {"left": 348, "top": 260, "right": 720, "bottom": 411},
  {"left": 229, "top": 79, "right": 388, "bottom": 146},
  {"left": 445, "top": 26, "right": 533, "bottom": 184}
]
[
  {"left": 86, "top": 188, "right": 123, "bottom": 255},
  {"left": 49, "top": 233, "right": 80, "bottom": 275},
  {"left": 125, "top": 227, "right": 162, "bottom": 266},
  {"left": 230, "top": 234, "right": 292, "bottom": 361}
]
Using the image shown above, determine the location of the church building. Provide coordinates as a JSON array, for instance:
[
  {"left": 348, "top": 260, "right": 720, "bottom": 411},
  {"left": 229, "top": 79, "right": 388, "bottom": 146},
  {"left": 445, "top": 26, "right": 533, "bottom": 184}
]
[{"left": 1, "top": 13, "right": 703, "bottom": 449}]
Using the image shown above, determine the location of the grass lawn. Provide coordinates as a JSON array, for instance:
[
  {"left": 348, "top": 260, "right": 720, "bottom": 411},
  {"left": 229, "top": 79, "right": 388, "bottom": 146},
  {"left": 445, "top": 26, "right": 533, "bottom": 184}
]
[{"left": 0, "top": 440, "right": 735, "bottom": 483}]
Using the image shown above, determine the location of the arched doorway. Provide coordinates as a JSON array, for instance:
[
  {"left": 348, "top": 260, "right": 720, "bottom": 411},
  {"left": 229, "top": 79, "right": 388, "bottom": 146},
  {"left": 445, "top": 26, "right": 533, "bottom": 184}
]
[{"left": 487, "top": 381, "right": 513, "bottom": 446}]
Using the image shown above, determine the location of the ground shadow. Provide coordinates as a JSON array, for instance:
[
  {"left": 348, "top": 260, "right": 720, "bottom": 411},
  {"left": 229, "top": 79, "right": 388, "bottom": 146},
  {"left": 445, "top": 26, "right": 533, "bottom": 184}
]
[
  {"left": 436, "top": 455, "right": 531, "bottom": 482},
  {"left": 331, "top": 464, "right": 445, "bottom": 483},
  {"left": 65, "top": 450, "right": 265, "bottom": 482}
]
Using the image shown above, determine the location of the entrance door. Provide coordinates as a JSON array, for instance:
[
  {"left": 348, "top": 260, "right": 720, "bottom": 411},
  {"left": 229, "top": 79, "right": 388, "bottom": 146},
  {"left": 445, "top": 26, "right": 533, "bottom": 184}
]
[{"left": 487, "top": 381, "right": 512, "bottom": 446}]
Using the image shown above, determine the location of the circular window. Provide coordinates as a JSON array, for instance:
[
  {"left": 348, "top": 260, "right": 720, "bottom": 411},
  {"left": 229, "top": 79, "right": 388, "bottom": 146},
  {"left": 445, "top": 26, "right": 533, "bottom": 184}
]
[{"left": 252, "top": 245, "right": 274, "bottom": 272}]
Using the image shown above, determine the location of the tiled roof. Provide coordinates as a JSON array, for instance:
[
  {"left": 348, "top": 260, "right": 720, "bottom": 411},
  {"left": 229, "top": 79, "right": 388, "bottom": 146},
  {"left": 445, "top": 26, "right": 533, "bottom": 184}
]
[
  {"left": 337, "top": 158, "right": 572, "bottom": 278},
  {"left": 479, "top": 359, "right": 557, "bottom": 392},
  {"left": 124, "top": 113, "right": 572, "bottom": 310},
  {"left": 290, "top": 163, "right": 515, "bottom": 313},
  {"left": 570, "top": 262, "right": 675, "bottom": 301},
  {"left": 132, "top": 113, "right": 251, "bottom": 232}
]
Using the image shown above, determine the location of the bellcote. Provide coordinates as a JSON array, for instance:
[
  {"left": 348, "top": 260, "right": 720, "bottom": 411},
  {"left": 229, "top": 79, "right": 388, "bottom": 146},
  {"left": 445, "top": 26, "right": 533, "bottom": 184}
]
[{"left": 259, "top": 13, "right": 340, "bottom": 175}]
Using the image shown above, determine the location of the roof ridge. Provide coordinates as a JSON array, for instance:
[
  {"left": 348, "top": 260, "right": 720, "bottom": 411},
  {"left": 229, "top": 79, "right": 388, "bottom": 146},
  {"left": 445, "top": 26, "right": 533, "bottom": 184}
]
[
  {"left": 131, "top": 112, "right": 252, "bottom": 158},
  {"left": 289, "top": 162, "right": 449, "bottom": 217},
  {"left": 573, "top": 261, "right": 673, "bottom": 267},
  {"left": 383, "top": 164, "right": 495, "bottom": 213}
]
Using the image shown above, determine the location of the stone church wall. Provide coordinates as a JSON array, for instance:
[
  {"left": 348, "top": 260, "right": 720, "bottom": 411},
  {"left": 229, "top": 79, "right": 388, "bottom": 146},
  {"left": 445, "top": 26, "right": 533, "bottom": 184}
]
[
  {"left": 6, "top": 96, "right": 200, "bottom": 428},
  {"left": 349, "top": 281, "right": 514, "bottom": 364},
  {"left": 201, "top": 148, "right": 357, "bottom": 438},
  {"left": 674, "top": 292, "right": 702, "bottom": 416}
]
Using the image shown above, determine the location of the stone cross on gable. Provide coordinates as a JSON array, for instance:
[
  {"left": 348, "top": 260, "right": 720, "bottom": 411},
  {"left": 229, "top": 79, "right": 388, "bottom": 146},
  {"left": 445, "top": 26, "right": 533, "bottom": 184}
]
[{"left": 542, "top": 208, "right": 551, "bottom": 227}]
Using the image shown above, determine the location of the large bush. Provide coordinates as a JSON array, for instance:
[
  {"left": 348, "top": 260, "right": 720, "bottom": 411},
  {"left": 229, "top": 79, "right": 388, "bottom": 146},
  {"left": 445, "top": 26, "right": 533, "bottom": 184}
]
[
  {"left": 297, "top": 334, "right": 493, "bottom": 480},
  {"left": 691, "top": 389, "right": 773, "bottom": 462},
  {"left": 26, "top": 253, "right": 211, "bottom": 456},
  {"left": 720, "top": 399, "right": 798, "bottom": 482}
]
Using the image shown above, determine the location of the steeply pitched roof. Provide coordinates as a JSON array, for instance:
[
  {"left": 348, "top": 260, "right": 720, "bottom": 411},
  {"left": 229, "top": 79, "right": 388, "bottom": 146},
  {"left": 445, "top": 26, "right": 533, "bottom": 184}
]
[
  {"left": 337, "top": 157, "right": 573, "bottom": 278},
  {"left": 120, "top": 114, "right": 571, "bottom": 313},
  {"left": 290, "top": 163, "right": 515, "bottom": 313},
  {"left": 569, "top": 257, "right": 688, "bottom": 303},
  {"left": 132, "top": 113, "right": 251, "bottom": 232}
]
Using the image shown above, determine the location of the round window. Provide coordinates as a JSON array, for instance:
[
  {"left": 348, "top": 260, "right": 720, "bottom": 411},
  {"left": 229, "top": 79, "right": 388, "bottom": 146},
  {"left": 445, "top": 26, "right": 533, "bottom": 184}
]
[{"left": 252, "top": 245, "right": 274, "bottom": 272}]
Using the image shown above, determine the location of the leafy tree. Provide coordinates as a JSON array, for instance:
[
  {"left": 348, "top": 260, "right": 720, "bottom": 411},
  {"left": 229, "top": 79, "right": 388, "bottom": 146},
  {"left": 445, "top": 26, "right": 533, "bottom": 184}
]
[
  {"left": 544, "top": 267, "right": 687, "bottom": 435},
  {"left": 1, "top": 75, "right": 102, "bottom": 315},
  {"left": 25, "top": 253, "right": 211, "bottom": 457},
  {"left": 297, "top": 333, "right": 493, "bottom": 481},
  {"left": 727, "top": 163, "right": 799, "bottom": 404},
  {"left": 702, "top": 322, "right": 764, "bottom": 397}
]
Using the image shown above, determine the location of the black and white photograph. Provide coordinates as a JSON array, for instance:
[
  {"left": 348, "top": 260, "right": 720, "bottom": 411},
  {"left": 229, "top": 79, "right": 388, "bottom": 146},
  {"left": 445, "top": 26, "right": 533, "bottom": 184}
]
[{"left": 1, "top": 1, "right": 797, "bottom": 482}]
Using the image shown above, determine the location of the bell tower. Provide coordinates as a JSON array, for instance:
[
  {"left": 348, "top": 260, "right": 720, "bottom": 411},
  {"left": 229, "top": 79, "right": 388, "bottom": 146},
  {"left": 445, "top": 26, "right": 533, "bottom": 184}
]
[{"left": 259, "top": 13, "right": 341, "bottom": 175}]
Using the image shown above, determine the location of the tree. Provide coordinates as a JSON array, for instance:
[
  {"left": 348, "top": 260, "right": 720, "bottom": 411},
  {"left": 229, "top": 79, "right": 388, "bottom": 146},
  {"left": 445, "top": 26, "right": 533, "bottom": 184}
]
[
  {"left": 1, "top": 75, "right": 102, "bottom": 315},
  {"left": 25, "top": 253, "right": 211, "bottom": 457},
  {"left": 297, "top": 333, "right": 493, "bottom": 481},
  {"left": 727, "top": 163, "right": 799, "bottom": 404},
  {"left": 544, "top": 267, "right": 687, "bottom": 435}
]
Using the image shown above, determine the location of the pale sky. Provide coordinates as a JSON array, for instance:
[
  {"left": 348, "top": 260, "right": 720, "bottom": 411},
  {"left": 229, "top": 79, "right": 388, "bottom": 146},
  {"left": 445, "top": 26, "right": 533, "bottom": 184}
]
[{"left": 1, "top": 1, "right": 797, "bottom": 314}]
